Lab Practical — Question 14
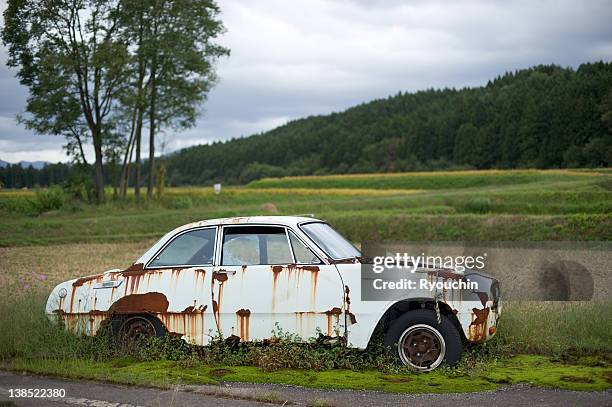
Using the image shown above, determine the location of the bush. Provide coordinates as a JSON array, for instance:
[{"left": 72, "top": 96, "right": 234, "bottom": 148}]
[
  {"left": 462, "top": 197, "right": 492, "bottom": 213},
  {"left": 32, "top": 186, "right": 66, "bottom": 213},
  {"left": 168, "top": 196, "right": 193, "bottom": 209}
]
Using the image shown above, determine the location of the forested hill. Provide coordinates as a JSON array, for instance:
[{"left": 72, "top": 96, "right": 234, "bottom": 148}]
[{"left": 166, "top": 62, "right": 612, "bottom": 185}]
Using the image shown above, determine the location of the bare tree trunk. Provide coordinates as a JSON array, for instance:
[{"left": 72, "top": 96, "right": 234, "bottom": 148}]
[
  {"left": 119, "top": 107, "right": 137, "bottom": 198},
  {"left": 147, "top": 55, "right": 158, "bottom": 200},
  {"left": 133, "top": 15, "right": 146, "bottom": 203},
  {"left": 92, "top": 128, "right": 105, "bottom": 202},
  {"left": 121, "top": 128, "right": 136, "bottom": 198},
  {"left": 134, "top": 110, "right": 143, "bottom": 203}
]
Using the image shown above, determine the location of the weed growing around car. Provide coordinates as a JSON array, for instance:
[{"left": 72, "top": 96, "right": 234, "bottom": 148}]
[{"left": 0, "top": 289, "right": 610, "bottom": 393}]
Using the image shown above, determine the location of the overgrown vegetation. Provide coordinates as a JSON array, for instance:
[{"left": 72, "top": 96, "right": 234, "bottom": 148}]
[{"left": 0, "top": 291, "right": 610, "bottom": 392}]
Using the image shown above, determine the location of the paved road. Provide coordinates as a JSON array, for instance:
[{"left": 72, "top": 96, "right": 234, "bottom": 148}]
[{"left": 1, "top": 370, "right": 610, "bottom": 406}]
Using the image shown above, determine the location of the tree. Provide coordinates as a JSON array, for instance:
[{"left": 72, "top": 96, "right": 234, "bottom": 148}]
[
  {"left": 2, "top": 0, "right": 128, "bottom": 202},
  {"left": 113, "top": 0, "right": 228, "bottom": 200},
  {"left": 137, "top": 0, "right": 229, "bottom": 199}
]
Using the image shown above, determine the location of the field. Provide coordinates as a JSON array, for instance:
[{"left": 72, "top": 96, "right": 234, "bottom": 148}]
[
  {"left": 1, "top": 169, "right": 611, "bottom": 246},
  {"left": 0, "top": 169, "right": 611, "bottom": 393}
]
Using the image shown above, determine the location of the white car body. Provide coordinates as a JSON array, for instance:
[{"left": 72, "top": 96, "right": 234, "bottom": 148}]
[{"left": 46, "top": 216, "right": 501, "bottom": 350}]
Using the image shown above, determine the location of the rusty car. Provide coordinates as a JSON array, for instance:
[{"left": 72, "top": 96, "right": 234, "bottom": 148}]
[{"left": 46, "top": 216, "right": 501, "bottom": 371}]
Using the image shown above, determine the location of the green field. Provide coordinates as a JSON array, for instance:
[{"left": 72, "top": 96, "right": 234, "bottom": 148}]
[
  {"left": 0, "top": 169, "right": 611, "bottom": 246},
  {"left": 0, "top": 169, "right": 611, "bottom": 393}
]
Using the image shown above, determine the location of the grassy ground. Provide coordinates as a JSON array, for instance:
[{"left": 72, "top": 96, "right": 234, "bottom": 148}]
[
  {"left": 0, "top": 169, "right": 611, "bottom": 393},
  {"left": 5, "top": 355, "right": 611, "bottom": 392},
  {"left": 247, "top": 169, "right": 608, "bottom": 190},
  {"left": 0, "top": 286, "right": 610, "bottom": 393}
]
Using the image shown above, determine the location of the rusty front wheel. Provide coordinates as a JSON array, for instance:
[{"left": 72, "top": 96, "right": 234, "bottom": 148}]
[
  {"left": 398, "top": 324, "right": 445, "bottom": 370},
  {"left": 384, "top": 309, "right": 462, "bottom": 371}
]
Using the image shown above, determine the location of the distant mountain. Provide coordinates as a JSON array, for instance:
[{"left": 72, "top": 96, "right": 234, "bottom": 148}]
[
  {"left": 166, "top": 61, "right": 612, "bottom": 185},
  {"left": 0, "top": 159, "right": 50, "bottom": 169},
  {"left": 18, "top": 160, "right": 49, "bottom": 169}
]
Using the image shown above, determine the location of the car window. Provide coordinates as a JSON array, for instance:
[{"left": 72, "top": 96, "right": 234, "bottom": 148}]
[
  {"left": 149, "top": 228, "right": 216, "bottom": 267},
  {"left": 289, "top": 231, "right": 322, "bottom": 264},
  {"left": 222, "top": 226, "right": 293, "bottom": 265},
  {"left": 301, "top": 222, "right": 361, "bottom": 260}
]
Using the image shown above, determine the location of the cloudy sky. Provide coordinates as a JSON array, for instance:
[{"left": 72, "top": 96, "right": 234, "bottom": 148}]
[{"left": 1, "top": 0, "right": 611, "bottom": 163}]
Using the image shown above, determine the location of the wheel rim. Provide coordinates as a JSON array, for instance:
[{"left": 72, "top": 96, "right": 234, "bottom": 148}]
[
  {"left": 398, "top": 324, "right": 446, "bottom": 371},
  {"left": 118, "top": 316, "right": 155, "bottom": 345}
]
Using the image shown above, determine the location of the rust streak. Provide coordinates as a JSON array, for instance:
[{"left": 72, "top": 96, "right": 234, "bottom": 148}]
[
  {"left": 72, "top": 274, "right": 103, "bottom": 287},
  {"left": 271, "top": 266, "right": 283, "bottom": 312},
  {"left": 121, "top": 263, "right": 146, "bottom": 277},
  {"left": 324, "top": 307, "right": 342, "bottom": 336},
  {"left": 236, "top": 309, "right": 251, "bottom": 341},
  {"left": 310, "top": 268, "right": 319, "bottom": 307},
  {"left": 468, "top": 307, "right": 490, "bottom": 343},
  {"left": 477, "top": 292, "right": 489, "bottom": 307}
]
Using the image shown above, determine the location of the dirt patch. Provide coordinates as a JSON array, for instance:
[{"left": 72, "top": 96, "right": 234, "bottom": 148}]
[
  {"left": 210, "top": 368, "right": 235, "bottom": 378},
  {"left": 560, "top": 375, "right": 595, "bottom": 384},
  {"left": 261, "top": 203, "right": 279, "bottom": 213},
  {"left": 382, "top": 376, "right": 412, "bottom": 383}
]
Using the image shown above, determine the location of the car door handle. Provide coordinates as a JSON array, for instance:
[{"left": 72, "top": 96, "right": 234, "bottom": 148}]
[{"left": 213, "top": 268, "right": 236, "bottom": 275}]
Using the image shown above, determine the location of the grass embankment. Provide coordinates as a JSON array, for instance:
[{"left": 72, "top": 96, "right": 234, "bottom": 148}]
[
  {"left": 1, "top": 169, "right": 611, "bottom": 246},
  {"left": 246, "top": 169, "right": 606, "bottom": 189}
]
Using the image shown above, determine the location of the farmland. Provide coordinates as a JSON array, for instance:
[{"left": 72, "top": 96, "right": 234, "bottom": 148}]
[
  {"left": 0, "top": 169, "right": 611, "bottom": 393},
  {"left": 0, "top": 169, "right": 611, "bottom": 247}
]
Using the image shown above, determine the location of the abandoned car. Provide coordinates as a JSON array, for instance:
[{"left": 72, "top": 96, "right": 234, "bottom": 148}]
[{"left": 46, "top": 216, "right": 501, "bottom": 370}]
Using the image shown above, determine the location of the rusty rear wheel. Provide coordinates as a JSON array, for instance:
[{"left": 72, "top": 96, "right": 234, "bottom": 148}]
[
  {"left": 115, "top": 315, "right": 165, "bottom": 347},
  {"left": 384, "top": 309, "right": 462, "bottom": 371}
]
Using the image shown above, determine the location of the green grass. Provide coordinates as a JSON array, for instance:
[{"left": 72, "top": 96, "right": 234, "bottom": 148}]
[
  {"left": 1, "top": 292, "right": 610, "bottom": 393},
  {"left": 0, "top": 170, "right": 611, "bottom": 246},
  {"left": 5, "top": 355, "right": 611, "bottom": 393},
  {"left": 247, "top": 169, "right": 606, "bottom": 190},
  {"left": 0, "top": 169, "right": 611, "bottom": 393}
]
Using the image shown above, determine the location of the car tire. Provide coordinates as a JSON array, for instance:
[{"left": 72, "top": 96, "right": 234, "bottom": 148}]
[
  {"left": 384, "top": 309, "right": 462, "bottom": 371},
  {"left": 113, "top": 314, "right": 166, "bottom": 345}
]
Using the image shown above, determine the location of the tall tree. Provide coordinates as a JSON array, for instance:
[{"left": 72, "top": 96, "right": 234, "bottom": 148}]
[
  {"left": 116, "top": 0, "right": 150, "bottom": 201},
  {"left": 2, "top": 0, "right": 128, "bottom": 201},
  {"left": 139, "top": 0, "right": 229, "bottom": 199}
]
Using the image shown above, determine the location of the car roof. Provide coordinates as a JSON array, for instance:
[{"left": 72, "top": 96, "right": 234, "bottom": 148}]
[{"left": 183, "top": 215, "right": 323, "bottom": 229}]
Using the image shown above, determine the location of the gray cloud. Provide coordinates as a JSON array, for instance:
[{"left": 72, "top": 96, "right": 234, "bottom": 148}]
[{"left": 1, "top": 0, "right": 611, "bottom": 162}]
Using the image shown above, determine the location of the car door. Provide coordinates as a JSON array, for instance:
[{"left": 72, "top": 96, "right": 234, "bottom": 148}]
[
  {"left": 211, "top": 225, "right": 345, "bottom": 342},
  {"left": 118, "top": 226, "right": 217, "bottom": 345}
]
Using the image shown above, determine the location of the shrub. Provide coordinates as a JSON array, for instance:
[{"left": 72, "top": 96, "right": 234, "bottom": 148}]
[
  {"left": 32, "top": 186, "right": 66, "bottom": 213},
  {"left": 169, "top": 196, "right": 193, "bottom": 209},
  {"left": 462, "top": 197, "right": 492, "bottom": 213}
]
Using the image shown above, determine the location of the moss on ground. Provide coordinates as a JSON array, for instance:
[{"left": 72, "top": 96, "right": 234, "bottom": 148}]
[{"left": 5, "top": 355, "right": 610, "bottom": 393}]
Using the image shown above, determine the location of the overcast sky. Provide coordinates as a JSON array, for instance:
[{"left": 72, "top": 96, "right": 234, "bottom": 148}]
[{"left": 1, "top": 0, "right": 611, "bottom": 163}]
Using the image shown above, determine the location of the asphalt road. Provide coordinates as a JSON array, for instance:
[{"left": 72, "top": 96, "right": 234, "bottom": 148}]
[{"left": 0, "top": 370, "right": 610, "bottom": 407}]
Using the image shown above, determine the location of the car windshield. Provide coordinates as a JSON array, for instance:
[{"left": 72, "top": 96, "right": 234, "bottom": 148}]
[{"left": 300, "top": 222, "right": 361, "bottom": 260}]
